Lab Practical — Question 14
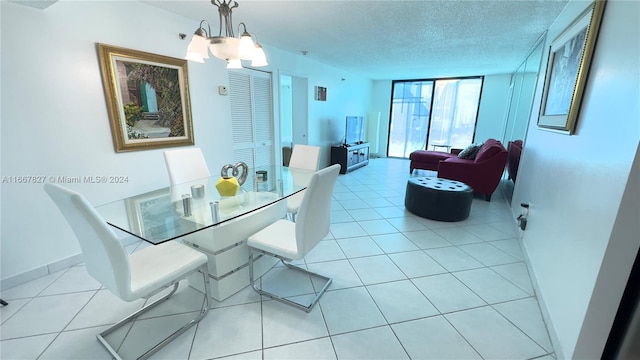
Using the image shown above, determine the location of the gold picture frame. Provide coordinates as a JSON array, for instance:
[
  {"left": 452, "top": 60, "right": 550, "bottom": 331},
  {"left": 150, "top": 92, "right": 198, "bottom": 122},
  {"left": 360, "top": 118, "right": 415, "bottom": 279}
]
[
  {"left": 97, "top": 44, "right": 194, "bottom": 152},
  {"left": 537, "top": 0, "right": 606, "bottom": 134}
]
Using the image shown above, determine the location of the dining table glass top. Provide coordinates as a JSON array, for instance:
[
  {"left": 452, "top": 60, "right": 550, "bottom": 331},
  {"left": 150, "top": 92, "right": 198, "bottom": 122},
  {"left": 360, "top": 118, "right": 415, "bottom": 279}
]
[{"left": 95, "top": 165, "right": 313, "bottom": 245}]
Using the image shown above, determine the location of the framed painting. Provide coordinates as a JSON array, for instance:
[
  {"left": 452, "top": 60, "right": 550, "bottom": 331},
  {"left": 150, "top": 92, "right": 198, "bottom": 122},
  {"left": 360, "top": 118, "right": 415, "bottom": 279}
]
[
  {"left": 124, "top": 188, "right": 174, "bottom": 240},
  {"left": 97, "top": 44, "right": 194, "bottom": 152},
  {"left": 315, "top": 86, "right": 327, "bottom": 101},
  {"left": 123, "top": 188, "right": 200, "bottom": 243},
  {"left": 537, "top": 0, "right": 606, "bottom": 134}
]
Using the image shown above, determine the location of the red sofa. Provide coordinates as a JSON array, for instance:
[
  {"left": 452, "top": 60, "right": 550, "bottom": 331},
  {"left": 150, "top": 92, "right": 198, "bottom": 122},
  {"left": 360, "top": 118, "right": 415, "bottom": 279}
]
[
  {"left": 409, "top": 150, "right": 453, "bottom": 173},
  {"left": 507, "top": 140, "right": 523, "bottom": 182},
  {"left": 409, "top": 139, "right": 508, "bottom": 201}
]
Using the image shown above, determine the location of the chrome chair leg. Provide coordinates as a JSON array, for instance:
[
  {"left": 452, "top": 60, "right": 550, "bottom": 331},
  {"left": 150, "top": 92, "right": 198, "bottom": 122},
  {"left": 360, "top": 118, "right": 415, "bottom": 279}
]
[
  {"left": 285, "top": 212, "right": 296, "bottom": 222},
  {"left": 97, "top": 264, "right": 210, "bottom": 360},
  {"left": 249, "top": 249, "right": 332, "bottom": 313}
]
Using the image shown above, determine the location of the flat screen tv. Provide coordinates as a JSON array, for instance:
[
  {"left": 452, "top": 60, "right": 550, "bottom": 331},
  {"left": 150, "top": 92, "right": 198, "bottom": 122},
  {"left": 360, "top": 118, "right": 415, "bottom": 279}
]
[{"left": 345, "top": 116, "right": 364, "bottom": 145}]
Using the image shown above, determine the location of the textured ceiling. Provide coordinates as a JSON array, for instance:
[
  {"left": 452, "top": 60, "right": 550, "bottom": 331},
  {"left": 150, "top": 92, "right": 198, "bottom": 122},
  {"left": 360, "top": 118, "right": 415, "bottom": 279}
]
[
  {"left": 16, "top": 0, "right": 569, "bottom": 80},
  {"left": 145, "top": 0, "right": 568, "bottom": 80},
  {"left": 9, "top": 0, "right": 58, "bottom": 10}
]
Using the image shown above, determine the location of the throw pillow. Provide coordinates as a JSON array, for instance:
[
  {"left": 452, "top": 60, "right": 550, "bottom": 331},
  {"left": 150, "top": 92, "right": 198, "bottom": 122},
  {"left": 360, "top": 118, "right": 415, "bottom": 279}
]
[{"left": 458, "top": 143, "right": 483, "bottom": 159}]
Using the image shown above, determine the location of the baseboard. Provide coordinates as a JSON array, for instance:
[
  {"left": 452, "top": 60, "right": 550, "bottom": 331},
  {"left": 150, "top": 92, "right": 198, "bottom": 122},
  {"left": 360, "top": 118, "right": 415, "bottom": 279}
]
[
  {"left": 0, "top": 265, "right": 52, "bottom": 292},
  {"left": 0, "top": 253, "right": 84, "bottom": 291},
  {"left": 498, "top": 183, "right": 563, "bottom": 358},
  {"left": 512, "top": 208, "right": 564, "bottom": 358},
  {"left": 0, "top": 236, "right": 140, "bottom": 291},
  {"left": 520, "top": 239, "right": 565, "bottom": 359}
]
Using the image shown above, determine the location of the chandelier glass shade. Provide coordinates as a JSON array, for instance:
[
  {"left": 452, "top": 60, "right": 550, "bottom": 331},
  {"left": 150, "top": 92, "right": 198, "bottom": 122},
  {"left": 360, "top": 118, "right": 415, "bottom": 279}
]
[{"left": 185, "top": 0, "right": 268, "bottom": 68}]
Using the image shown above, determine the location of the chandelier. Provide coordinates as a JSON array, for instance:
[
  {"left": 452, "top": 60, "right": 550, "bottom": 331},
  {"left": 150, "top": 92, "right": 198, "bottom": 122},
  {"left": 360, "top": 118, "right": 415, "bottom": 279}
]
[{"left": 185, "top": 0, "right": 268, "bottom": 68}]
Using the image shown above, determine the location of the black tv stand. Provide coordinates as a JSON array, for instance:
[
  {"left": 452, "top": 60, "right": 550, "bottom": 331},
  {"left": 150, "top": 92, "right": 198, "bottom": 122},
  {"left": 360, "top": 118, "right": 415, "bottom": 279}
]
[{"left": 331, "top": 142, "right": 369, "bottom": 174}]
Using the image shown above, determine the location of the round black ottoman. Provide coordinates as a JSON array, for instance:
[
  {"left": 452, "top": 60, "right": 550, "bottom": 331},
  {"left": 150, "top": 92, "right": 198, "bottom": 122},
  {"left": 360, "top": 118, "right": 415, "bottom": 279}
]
[{"left": 405, "top": 177, "right": 473, "bottom": 221}]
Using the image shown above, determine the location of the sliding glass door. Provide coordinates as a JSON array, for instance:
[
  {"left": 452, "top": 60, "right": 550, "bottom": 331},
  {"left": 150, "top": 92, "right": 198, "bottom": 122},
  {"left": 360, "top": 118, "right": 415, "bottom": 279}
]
[
  {"left": 387, "top": 77, "right": 483, "bottom": 158},
  {"left": 388, "top": 81, "right": 434, "bottom": 158}
]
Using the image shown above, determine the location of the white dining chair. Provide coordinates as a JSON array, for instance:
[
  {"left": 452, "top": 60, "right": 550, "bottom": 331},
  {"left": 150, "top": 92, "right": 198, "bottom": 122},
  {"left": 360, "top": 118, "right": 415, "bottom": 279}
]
[
  {"left": 247, "top": 164, "right": 340, "bottom": 312},
  {"left": 286, "top": 144, "right": 321, "bottom": 220},
  {"left": 288, "top": 144, "right": 321, "bottom": 171},
  {"left": 44, "top": 183, "right": 211, "bottom": 360},
  {"left": 163, "top": 147, "right": 211, "bottom": 185}
]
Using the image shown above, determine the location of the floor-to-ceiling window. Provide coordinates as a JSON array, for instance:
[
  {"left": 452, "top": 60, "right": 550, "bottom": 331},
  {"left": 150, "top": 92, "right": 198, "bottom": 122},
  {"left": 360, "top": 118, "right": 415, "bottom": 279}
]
[{"left": 387, "top": 77, "right": 483, "bottom": 158}]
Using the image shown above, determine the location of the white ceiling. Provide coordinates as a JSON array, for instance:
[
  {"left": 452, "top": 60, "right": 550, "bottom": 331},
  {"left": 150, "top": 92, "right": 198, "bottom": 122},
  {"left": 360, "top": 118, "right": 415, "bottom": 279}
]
[
  {"left": 145, "top": 0, "right": 568, "bottom": 80},
  {"left": 9, "top": 0, "right": 58, "bottom": 10},
  {"left": 12, "top": 0, "right": 568, "bottom": 79}
]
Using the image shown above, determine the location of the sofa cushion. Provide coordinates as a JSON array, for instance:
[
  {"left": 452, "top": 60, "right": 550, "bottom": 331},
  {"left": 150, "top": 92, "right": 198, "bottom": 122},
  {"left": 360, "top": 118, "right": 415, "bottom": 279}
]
[
  {"left": 457, "top": 143, "right": 483, "bottom": 160},
  {"left": 409, "top": 149, "right": 457, "bottom": 172},
  {"left": 474, "top": 139, "right": 503, "bottom": 162},
  {"left": 410, "top": 150, "right": 452, "bottom": 161}
]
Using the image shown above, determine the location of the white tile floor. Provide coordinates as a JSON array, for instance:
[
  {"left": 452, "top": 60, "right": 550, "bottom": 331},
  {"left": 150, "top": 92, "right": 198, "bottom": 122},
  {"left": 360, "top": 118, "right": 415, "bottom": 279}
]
[{"left": 0, "top": 158, "right": 556, "bottom": 360}]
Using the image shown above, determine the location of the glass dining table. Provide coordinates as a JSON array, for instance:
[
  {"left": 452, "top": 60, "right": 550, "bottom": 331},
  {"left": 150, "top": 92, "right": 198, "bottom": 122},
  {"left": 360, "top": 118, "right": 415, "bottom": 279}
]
[
  {"left": 95, "top": 165, "right": 312, "bottom": 245},
  {"left": 96, "top": 165, "right": 316, "bottom": 300}
]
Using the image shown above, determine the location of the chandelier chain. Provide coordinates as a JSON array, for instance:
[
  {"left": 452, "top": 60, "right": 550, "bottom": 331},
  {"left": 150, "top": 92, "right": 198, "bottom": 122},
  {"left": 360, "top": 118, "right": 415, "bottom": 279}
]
[
  {"left": 185, "top": 0, "right": 268, "bottom": 67},
  {"left": 212, "top": 0, "right": 238, "bottom": 37}
]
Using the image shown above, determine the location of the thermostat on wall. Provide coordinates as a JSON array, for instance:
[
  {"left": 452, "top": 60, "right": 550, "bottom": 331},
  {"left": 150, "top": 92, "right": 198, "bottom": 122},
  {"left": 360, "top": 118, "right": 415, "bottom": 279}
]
[{"left": 218, "top": 86, "right": 228, "bottom": 96}]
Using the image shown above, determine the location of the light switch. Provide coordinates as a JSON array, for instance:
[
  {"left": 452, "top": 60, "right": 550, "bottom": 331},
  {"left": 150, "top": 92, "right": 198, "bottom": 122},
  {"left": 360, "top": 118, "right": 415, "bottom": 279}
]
[{"left": 218, "top": 86, "right": 228, "bottom": 96}]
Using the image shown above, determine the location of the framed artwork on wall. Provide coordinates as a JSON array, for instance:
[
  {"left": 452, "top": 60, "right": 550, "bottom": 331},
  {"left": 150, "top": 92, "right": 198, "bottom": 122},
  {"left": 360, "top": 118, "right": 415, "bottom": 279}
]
[
  {"left": 97, "top": 44, "right": 194, "bottom": 152},
  {"left": 314, "top": 86, "right": 327, "bottom": 101},
  {"left": 537, "top": 0, "right": 606, "bottom": 134}
]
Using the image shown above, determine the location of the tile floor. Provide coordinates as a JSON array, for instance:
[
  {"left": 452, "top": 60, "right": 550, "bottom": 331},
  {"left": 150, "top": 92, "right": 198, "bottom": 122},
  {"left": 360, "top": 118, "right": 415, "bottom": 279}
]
[{"left": 0, "top": 157, "right": 556, "bottom": 359}]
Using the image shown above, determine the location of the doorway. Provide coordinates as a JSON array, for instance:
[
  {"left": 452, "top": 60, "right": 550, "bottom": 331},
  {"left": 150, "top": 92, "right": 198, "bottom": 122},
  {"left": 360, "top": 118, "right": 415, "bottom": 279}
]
[{"left": 280, "top": 74, "right": 309, "bottom": 166}]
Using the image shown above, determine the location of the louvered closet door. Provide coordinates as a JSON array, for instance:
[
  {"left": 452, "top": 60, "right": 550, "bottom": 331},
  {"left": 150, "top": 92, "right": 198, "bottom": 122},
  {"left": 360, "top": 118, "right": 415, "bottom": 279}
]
[{"left": 229, "top": 69, "right": 274, "bottom": 187}]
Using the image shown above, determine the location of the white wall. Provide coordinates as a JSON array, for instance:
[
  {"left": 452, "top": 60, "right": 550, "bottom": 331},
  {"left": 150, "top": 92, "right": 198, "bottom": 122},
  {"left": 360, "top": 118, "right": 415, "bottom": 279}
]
[
  {"left": 307, "top": 76, "right": 373, "bottom": 167},
  {"left": 267, "top": 53, "right": 373, "bottom": 167},
  {"left": 370, "top": 75, "right": 511, "bottom": 157},
  {"left": 512, "top": 0, "right": 640, "bottom": 358},
  {"left": 0, "top": 1, "right": 372, "bottom": 284},
  {"left": 589, "top": 145, "right": 640, "bottom": 358},
  {"left": 475, "top": 74, "right": 512, "bottom": 142},
  {"left": 1, "top": 1, "right": 233, "bottom": 284},
  {"left": 279, "top": 76, "right": 293, "bottom": 144}
]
